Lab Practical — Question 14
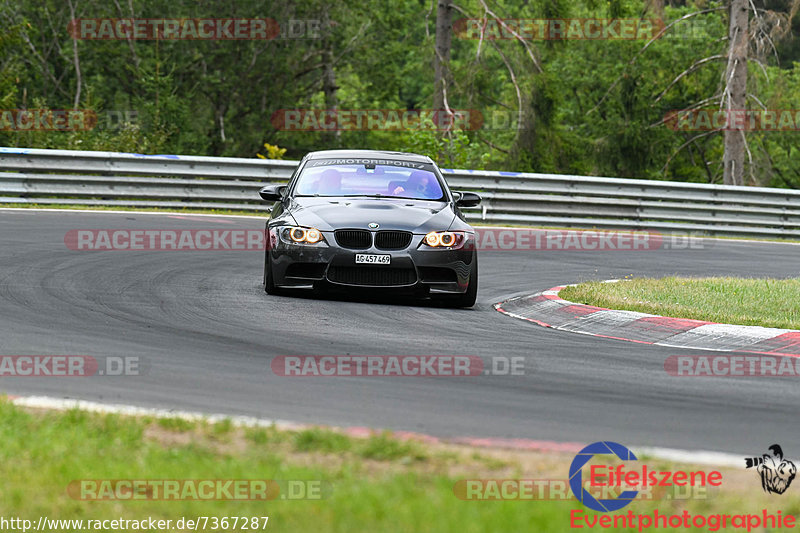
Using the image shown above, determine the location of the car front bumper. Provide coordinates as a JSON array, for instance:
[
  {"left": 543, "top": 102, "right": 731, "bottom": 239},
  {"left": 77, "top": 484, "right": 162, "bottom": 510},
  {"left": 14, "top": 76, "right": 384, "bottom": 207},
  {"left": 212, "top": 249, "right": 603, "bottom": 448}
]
[{"left": 268, "top": 229, "right": 475, "bottom": 294}]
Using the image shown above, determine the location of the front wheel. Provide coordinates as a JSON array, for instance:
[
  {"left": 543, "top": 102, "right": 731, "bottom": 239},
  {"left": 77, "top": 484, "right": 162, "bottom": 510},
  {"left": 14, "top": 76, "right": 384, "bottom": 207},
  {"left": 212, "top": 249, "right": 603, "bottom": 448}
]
[
  {"left": 447, "top": 257, "right": 478, "bottom": 308},
  {"left": 263, "top": 251, "right": 282, "bottom": 295}
]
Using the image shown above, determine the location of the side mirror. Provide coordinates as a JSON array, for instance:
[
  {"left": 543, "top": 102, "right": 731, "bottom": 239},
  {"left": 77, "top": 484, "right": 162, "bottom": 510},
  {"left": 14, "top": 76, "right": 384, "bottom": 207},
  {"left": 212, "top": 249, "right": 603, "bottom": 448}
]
[
  {"left": 454, "top": 191, "right": 481, "bottom": 208},
  {"left": 259, "top": 185, "right": 287, "bottom": 202}
]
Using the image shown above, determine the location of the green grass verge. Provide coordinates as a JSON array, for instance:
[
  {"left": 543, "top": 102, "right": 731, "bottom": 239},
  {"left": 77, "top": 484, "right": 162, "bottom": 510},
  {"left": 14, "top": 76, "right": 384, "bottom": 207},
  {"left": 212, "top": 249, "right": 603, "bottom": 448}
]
[
  {"left": 0, "top": 400, "right": 561, "bottom": 532},
  {"left": 560, "top": 277, "right": 800, "bottom": 329},
  {"left": 2, "top": 399, "right": 800, "bottom": 532}
]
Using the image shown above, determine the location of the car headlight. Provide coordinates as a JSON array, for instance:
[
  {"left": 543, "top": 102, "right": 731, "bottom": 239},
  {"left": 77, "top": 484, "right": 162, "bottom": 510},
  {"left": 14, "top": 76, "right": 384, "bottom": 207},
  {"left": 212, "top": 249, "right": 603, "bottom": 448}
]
[
  {"left": 282, "top": 226, "right": 325, "bottom": 244},
  {"left": 422, "top": 231, "right": 466, "bottom": 249}
]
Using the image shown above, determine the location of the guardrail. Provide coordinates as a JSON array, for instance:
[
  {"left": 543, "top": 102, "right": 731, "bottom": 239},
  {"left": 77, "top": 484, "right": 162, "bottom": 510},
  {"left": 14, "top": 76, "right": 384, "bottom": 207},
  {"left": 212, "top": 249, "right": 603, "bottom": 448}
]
[{"left": 1, "top": 146, "right": 799, "bottom": 238}]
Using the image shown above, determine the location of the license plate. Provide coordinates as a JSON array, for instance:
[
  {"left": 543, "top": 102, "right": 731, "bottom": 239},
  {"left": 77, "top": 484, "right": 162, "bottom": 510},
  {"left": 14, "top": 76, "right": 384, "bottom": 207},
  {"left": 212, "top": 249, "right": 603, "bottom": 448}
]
[{"left": 355, "top": 254, "right": 391, "bottom": 265}]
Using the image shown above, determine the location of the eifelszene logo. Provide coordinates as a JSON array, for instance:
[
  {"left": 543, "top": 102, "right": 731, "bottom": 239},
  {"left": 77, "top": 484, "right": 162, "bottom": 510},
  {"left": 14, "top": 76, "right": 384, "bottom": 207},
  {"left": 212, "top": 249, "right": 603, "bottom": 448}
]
[
  {"left": 569, "top": 441, "right": 639, "bottom": 512},
  {"left": 744, "top": 444, "right": 796, "bottom": 495},
  {"left": 569, "top": 441, "right": 723, "bottom": 513}
]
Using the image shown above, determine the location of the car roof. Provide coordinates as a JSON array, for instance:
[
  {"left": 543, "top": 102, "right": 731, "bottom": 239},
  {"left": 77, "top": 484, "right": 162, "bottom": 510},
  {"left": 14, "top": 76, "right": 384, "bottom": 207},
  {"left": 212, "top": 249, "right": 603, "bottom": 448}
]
[{"left": 304, "top": 149, "right": 434, "bottom": 164}]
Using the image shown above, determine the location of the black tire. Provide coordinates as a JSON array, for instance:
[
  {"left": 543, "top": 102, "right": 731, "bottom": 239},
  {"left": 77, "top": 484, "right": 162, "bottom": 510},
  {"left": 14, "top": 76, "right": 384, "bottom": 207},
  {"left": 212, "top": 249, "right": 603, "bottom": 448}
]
[
  {"left": 447, "top": 256, "right": 478, "bottom": 308},
  {"left": 263, "top": 251, "right": 282, "bottom": 295}
]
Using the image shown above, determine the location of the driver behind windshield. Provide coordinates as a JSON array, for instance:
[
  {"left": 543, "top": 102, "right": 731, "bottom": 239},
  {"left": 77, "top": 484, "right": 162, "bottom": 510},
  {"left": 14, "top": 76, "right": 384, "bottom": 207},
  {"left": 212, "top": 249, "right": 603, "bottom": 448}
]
[{"left": 391, "top": 170, "right": 436, "bottom": 198}]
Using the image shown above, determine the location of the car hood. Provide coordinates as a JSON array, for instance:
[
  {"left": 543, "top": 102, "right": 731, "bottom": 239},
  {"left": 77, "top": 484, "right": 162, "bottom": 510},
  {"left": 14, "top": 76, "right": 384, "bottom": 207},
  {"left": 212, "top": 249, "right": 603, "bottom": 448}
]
[{"left": 287, "top": 197, "right": 456, "bottom": 233}]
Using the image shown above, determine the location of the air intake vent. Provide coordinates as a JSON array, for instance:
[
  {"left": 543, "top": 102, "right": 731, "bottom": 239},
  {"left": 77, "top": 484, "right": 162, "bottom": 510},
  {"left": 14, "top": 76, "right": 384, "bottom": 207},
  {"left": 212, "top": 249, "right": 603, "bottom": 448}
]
[{"left": 327, "top": 267, "right": 417, "bottom": 286}]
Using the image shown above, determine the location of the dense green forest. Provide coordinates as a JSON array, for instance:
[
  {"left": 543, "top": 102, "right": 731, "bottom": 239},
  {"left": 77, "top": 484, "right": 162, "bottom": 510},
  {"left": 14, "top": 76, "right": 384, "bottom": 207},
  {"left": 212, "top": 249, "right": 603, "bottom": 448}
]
[{"left": 2, "top": 0, "right": 800, "bottom": 187}]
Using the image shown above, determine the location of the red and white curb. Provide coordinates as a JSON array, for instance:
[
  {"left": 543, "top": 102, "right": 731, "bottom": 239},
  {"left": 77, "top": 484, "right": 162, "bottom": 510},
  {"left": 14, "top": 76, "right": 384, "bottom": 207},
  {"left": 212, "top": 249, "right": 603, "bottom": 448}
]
[
  {"left": 5, "top": 395, "right": 741, "bottom": 466},
  {"left": 495, "top": 283, "right": 800, "bottom": 356}
]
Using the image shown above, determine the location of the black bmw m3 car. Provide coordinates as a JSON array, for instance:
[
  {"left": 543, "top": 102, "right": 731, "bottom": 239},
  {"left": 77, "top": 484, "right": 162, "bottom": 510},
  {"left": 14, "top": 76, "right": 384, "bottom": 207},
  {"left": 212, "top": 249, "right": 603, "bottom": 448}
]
[{"left": 259, "top": 149, "right": 481, "bottom": 307}]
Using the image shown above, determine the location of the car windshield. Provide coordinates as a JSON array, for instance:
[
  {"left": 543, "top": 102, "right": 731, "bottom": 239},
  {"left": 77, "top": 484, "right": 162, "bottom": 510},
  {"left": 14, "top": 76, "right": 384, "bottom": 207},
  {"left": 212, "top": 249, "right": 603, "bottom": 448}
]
[{"left": 294, "top": 162, "right": 446, "bottom": 200}]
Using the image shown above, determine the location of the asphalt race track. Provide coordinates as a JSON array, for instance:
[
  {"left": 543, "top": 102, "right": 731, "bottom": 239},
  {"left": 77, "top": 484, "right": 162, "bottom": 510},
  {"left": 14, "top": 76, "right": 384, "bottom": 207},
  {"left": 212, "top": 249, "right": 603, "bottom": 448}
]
[{"left": 1, "top": 209, "right": 798, "bottom": 455}]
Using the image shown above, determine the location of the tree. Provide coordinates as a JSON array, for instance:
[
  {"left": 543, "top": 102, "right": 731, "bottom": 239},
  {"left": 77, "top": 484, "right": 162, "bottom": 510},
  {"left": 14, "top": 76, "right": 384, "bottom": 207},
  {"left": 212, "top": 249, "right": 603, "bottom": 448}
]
[
  {"left": 433, "top": 0, "right": 453, "bottom": 114},
  {"left": 723, "top": 0, "right": 748, "bottom": 185}
]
